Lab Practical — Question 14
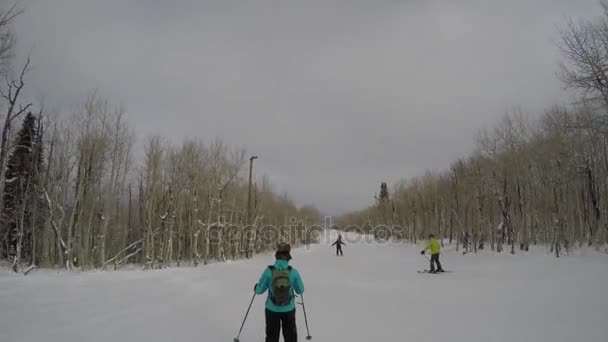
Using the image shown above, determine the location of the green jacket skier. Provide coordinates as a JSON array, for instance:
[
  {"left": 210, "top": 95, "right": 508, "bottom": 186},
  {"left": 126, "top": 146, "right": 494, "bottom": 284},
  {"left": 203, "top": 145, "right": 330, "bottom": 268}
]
[{"left": 421, "top": 234, "right": 444, "bottom": 273}]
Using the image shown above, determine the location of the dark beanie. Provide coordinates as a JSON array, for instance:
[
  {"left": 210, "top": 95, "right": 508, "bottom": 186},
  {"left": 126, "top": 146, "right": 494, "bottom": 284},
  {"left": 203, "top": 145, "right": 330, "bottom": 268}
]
[{"left": 275, "top": 243, "right": 292, "bottom": 260}]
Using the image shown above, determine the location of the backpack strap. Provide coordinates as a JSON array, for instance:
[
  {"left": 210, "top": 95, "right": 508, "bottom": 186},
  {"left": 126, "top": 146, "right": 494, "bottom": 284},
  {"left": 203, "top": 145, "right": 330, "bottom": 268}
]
[
  {"left": 286, "top": 266, "right": 294, "bottom": 299},
  {"left": 268, "top": 265, "right": 292, "bottom": 271}
]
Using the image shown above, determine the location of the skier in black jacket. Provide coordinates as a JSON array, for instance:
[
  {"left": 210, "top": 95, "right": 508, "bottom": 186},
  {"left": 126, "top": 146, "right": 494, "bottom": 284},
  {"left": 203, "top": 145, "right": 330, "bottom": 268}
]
[{"left": 332, "top": 234, "right": 346, "bottom": 256}]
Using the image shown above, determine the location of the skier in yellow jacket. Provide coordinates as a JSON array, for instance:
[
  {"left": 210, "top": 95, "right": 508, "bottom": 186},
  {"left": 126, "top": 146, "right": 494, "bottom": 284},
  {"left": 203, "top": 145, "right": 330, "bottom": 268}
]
[{"left": 421, "top": 234, "right": 444, "bottom": 273}]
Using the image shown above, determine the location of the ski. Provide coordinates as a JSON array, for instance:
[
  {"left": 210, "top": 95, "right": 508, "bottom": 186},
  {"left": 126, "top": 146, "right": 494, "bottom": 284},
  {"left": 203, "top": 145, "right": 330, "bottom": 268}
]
[{"left": 417, "top": 270, "right": 452, "bottom": 274}]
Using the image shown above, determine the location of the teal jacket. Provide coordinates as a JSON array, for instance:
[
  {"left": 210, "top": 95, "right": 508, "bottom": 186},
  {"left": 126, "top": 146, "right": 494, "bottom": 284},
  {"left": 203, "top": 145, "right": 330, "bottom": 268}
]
[{"left": 255, "top": 259, "right": 305, "bottom": 312}]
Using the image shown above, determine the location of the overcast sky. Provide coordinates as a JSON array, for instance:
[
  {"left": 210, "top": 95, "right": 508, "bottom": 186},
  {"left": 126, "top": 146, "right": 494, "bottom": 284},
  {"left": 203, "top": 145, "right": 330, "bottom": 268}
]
[{"left": 12, "top": 0, "right": 601, "bottom": 215}]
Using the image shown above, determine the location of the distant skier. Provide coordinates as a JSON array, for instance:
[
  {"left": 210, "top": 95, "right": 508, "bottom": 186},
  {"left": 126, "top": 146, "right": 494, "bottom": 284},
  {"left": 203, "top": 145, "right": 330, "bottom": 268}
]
[
  {"left": 254, "top": 243, "right": 305, "bottom": 342},
  {"left": 421, "top": 234, "right": 444, "bottom": 273},
  {"left": 332, "top": 234, "right": 346, "bottom": 256}
]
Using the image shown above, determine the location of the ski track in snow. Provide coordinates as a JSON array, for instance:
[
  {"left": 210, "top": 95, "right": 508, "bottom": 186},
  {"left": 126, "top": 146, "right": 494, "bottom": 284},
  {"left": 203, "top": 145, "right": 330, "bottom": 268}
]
[{"left": 1, "top": 231, "right": 608, "bottom": 342}]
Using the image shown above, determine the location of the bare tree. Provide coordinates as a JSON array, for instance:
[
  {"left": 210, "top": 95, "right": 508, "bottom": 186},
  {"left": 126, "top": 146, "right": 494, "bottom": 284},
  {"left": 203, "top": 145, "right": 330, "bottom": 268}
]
[
  {"left": 338, "top": 107, "right": 608, "bottom": 255},
  {"left": 0, "top": 86, "right": 319, "bottom": 269},
  {"left": 559, "top": 17, "right": 608, "bottom": 129},
  {"left": 0, "top": 4, "right": 22, "bottom": 77}
]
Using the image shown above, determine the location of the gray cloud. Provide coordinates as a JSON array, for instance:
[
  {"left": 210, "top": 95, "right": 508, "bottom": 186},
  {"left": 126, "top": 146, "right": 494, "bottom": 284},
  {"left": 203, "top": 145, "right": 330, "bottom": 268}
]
[{"left": 13, "top": 0, "right": 601, "bottom": 215}]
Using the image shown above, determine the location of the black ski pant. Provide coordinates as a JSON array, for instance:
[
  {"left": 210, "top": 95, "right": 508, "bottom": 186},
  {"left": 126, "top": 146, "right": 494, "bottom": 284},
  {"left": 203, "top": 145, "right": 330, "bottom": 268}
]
[
  {"left": 265, "top": 308, "right": 297, "bottom": 342},
  {"left": 430, "top": 253, "right": 443, "bottom": 272},
  {"left": 336, "top": 245, "right": 343, "bottom": 256}
]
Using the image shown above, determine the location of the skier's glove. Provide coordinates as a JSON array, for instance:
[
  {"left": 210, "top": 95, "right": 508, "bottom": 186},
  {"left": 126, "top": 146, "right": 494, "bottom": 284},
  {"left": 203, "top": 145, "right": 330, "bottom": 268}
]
[{"left": 420, "top": 251, "right": 425, "bottom": 255}]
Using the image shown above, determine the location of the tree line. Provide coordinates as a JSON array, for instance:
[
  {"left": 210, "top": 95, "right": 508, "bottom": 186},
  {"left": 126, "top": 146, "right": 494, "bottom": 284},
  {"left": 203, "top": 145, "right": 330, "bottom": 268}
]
[
  {"left": 0, "top": 5, "right": 321, "bottom": 272},
  {"left": 338, "top": 5, "right": 608, "bottom": 256}
]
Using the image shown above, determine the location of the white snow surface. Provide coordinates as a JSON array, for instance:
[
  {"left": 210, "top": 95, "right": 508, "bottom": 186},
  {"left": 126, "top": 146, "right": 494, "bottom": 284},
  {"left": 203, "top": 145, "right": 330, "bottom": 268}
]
[{"left": 1, "top": 231, "right": 608, "bottom": 342}]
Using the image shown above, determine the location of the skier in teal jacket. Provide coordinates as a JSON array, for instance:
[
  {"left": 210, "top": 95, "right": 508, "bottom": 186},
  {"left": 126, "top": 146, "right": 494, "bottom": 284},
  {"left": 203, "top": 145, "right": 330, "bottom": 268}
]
[{"left": 254, "top": 243, "right": 305, "bottom": 342}]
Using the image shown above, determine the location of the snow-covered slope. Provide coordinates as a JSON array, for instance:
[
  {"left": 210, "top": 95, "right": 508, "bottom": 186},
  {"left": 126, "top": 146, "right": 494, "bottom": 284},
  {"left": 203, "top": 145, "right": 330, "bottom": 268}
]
[{"left": 1, "top": 231, "right": 607, "bottom": 342}]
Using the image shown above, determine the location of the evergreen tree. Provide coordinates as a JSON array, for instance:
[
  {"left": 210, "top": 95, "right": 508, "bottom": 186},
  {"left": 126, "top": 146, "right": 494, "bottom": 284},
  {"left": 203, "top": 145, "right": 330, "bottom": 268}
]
[
  {"left": 374, "top": 182, "right": 390, "bottom": 238},
  {"left": 379, "top": 182, "right": 389, "bottom": 202},
  {"left": 1, "top": 112, "right": 44, "bottom": 270}
]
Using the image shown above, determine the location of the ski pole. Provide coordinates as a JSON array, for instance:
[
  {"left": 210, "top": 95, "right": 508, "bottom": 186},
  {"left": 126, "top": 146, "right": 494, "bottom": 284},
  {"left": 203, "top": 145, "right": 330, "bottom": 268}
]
[
  {"left": 234, "top": 291, "right": 256, "bottom": 342},
  {"left": 299, "top": 293, "right": 312, "bottom": 340},
  {"left": 421, "top": 253, "right": 431, "bottom": 272}
]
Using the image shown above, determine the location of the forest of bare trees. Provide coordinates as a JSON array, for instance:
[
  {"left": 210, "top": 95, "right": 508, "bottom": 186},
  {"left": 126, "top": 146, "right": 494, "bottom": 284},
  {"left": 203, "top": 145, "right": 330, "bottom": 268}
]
[
  {"left": 338, "top": 7, "right": 608, "bottom": 257},
  {"left": 0, "top": 5, "right": 321, "bottom": 272},
  {"left": 1, "top": 2, "right": 606, "bottom": 272}
]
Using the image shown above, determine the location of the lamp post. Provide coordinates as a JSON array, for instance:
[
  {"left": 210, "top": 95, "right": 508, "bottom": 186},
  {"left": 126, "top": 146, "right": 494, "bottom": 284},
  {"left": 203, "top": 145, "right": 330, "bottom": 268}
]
[{"left": 247, "top": 156, "right": 258, "bottom": 225}]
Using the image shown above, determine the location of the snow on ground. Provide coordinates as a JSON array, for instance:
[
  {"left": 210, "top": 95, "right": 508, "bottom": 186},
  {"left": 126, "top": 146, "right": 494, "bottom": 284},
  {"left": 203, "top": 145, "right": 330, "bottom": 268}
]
[{"left": 1, "top": 231, "right": 608, "bottom": 342}]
